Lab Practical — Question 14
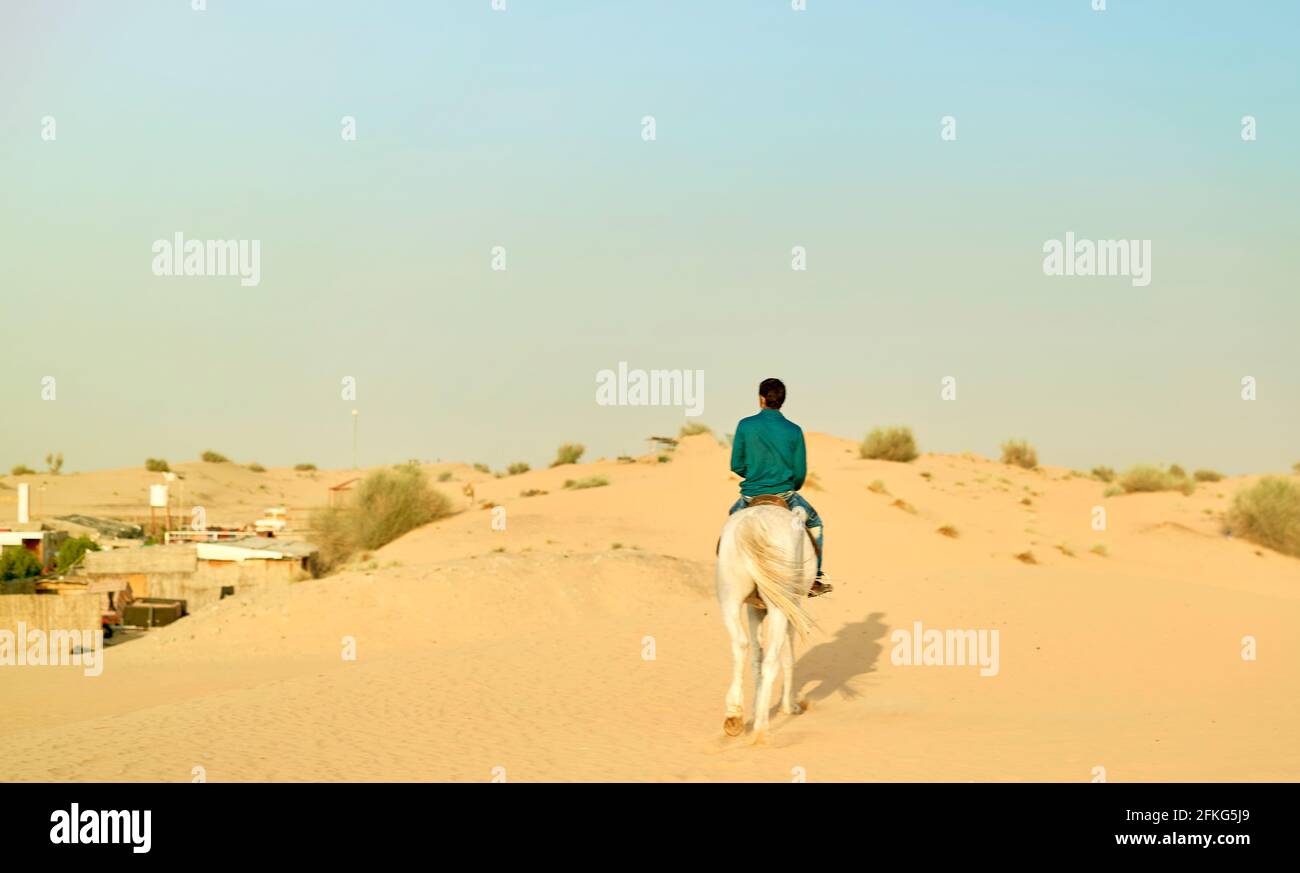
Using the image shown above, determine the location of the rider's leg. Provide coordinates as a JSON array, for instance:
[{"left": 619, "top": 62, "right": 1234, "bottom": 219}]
[
  {"left": 784, "top": 493, "right": 824, "bottom": 578},
  {"left": 727, "top": 496, "right": 747, "bottom": 516}
]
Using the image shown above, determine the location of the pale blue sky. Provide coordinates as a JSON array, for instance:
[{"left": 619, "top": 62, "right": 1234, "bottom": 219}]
[{"left": 2, "top": 1, "right": 1297, "bottom": 474}]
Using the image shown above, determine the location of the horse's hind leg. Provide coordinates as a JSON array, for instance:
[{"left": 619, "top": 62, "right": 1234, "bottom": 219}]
[
  {"left": 752, "top": 607, "right": 789, "bottom": 744},
  {"left": 721, "top": 602, "right": 748, "bottom": 736},
  {"left": 780, "top": 624, "right": 802, "bottom": 715},
  {"left": 746, "top": 603, "right": 763, "bottom": 692}
]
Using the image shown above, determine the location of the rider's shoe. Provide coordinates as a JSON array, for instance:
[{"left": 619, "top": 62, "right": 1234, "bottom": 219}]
[{"left": 808, "top": 573, "right": 833, "bottom": 598}]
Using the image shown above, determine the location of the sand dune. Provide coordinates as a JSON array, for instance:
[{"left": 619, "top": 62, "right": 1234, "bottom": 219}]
[{"left": 2, "top": 434, "right": 1297, "bottom": 781}]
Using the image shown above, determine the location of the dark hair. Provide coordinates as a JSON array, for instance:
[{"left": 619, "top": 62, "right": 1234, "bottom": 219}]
[{"left": 758, "top": 378, "right": 786, "bottom": 410}]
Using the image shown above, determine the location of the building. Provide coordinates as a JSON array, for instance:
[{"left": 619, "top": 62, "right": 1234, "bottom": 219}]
[{"left": 82, "top": 537, "right": 317, "bottom": 612}]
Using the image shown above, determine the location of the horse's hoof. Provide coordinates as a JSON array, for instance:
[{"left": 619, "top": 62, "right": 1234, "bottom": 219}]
[
  {"left": 723, "top": 716, "right": 744, "bottom": 737},
  {"left": 751, "top": 729, "right": 768, "bottom": 747},
  {"left": 782, "top": 702, "right": 803, "bottom": 716}
]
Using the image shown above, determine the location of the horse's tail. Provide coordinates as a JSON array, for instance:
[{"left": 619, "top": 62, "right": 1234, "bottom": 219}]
[{"left": 734, "top": 505, "right": 815, "bottom": 640}]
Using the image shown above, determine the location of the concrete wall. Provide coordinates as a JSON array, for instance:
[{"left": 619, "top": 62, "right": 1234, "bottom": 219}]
[
  {"left": 84, "top": 552, "right": 307, "bottom": 613},
  {"left": 0, "top": 592, "right": 101, "bottom": 654}
]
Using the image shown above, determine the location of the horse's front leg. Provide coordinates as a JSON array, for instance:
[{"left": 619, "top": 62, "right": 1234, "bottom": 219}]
[{"left": 721, "top": 602, "right": 748, "bottom": 736}]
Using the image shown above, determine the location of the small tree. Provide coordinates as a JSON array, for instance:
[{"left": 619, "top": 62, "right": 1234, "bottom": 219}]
[
  {"left": 45, "top": 451, "right": 64, "bottom": 474},
  {"left": 55, "top": 536, "right": 100, "bottom": 575},
  {"left": 999, "top": 440, "right": 1038, "bottom": 469},
  {"left": 145, "top": 458, "right": 171, "bottom": 472},
  {"left": 0, "top": 547, "right": 43, "bottom": 582}
]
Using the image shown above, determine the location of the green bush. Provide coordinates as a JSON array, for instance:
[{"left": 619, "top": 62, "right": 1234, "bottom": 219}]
[
  {"left": 0, "top": 547, "right": 43, "bottom": 581},
  {"left": 551, "top": 443, "right": 585, "bottom": 467},
  {"left": 1119, "top": 464, "right": 1195, "bottom": 495},
  {"left": 294, "top": 463, "right": 317, "bottom": 471},
  {"left": 144, "top": 458, "right": 170, "bottom": 472},
  {"left": 201, "top": 450, "right": 230, "bottom": 463},
  {"left": 507, "top": 462, "right": 530, "bottom": 476},
  {"left": 310, "top": 465, "right": 452, "bottom": 573},
  {"left": 1091, "top": 466, "right": 1116, "bottom": 483},
  {"left": 1226, "top": 477, "right": 1300, "bottom": 558},
  {"left": 563, "top": 476, "right": 609, "bottom": 490},
  {"left": 1168, "top": 464, "right": 1187, "bottom": 479},
  {"left": 473, "top": 463, "right": 491, "bottom": 474},
  {"left": 247, "top": 463, "right": 266, "bottom": 473},
  {"left": 45, "top": 452, "right": 63, "bottom": 474},
  {"left": 10, "top": 464, "right": 36, "bottom": 476},
  {"left": 54, "top": 535, "right": 100, "bottom": 575},
  {"left": 1193, "top": 469, "right": 1223, "bottom": 482},
  {"left": 999, "top": 440, "right": 1038, "bottom": 469},
  {"left": 859, "top": 427, "right": 918, "bottom": 462},
  {"left": 679, "top": 422, "right": 712, "bottom": 437}
]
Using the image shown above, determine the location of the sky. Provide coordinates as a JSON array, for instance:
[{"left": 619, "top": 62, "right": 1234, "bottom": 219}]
[{"left": 2, "top": 0, "right": 1297, "bottom": 475}]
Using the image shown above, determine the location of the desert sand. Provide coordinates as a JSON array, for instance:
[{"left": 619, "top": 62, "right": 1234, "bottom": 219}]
[{"left": 1, "top": 434, "right": 1297, "bottom": 782}]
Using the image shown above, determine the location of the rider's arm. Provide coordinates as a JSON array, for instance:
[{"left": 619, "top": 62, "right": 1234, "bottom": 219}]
[
  {"left": 791, "top": 431, "right": 807, "bottom": 490},
  {"left": 729, "top": 424, "right": 747, "bottom": 477}
]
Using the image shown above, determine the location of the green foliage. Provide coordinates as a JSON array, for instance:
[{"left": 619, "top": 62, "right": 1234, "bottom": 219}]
[
  {"left": 10, "top": 464, "right": 36, "bottom": 476},
  {"left": 999, "top": 440, "right": 1038, "bottom": 469},
  {"left": 1193, "top": 469, "right": 1223, "bottom": 482},
  {"left": 45, "top": 452, "right": 64, "bottom": 474},
  {"left": 201, "top": 450, "right": 230, "bottom": 463},
  {"left": 678, "top": 422, "right": 712, "bottom": 437},
  {"left": 563, "top": 476, "right": 609, "bottom": 490},
  {"left": 294, "top": 463, "right": 317, "bottom": 471},
  {"left": 247, "top": 463, "right": 266, "bottom": 473},
  {"left": 1091, "top": 466, "right": 1115, "bottom": 483},
  {"left": 55, "top": 535, "right": 100, "bottom": 575},
  {"left": 1226, "top": 477, "right": 1300, "bottom": 558},
  {"left": 0, "top": 547, "right": 43, "bottom": 581},
  {"left": 1119, "top": 464, "right": 1195, "bottom": 495},
  {"left": 506, "top": 462, "right": 530, "bottom": 476},
  {"left": 311, "top": 465, "right": 452, "bottom": 573},
  {"left": 551, "top": 443, "right": 585, "bottom": 467},
  {"left": 859, "top": 427, "right": 918, "bottom": 462},
  {"left": 144, "top": 458, "right": 170, "bottom": 472}
]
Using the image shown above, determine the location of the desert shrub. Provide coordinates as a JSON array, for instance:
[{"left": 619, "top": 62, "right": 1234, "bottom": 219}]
[
  {"left": 54, "top": 535, "right": 100, "bottom": 575},
  {"left": 520, "top": 489, "right": 548, "bottom": 497},
  {"left": 999, "top": 440, "right": 1038, "bottom": 469},
  {"left": 10, "top": 464, "right": 36, "bottom": 476},
  {"left": 310, "top": 465, "right": 452, "bottom": 573},
  {"left": 1091, "top": 466, "right": 1115, "bottom": 483},
  {"left": 563, "top": 476, "right": 608, "bottom": 490},
  {"left": 859, "top": 427, "right": 918, "bottom": 462},
  {"left": 1193, "top": 469, "right": 1223, "bottom": 482},
  {"left": 45, "top": 452, "right": 64, "bottom": 474},
  {"left": 201, "top": 450, "right": 230, "bottom": 463},
  {"left": 294, "top": 463, "right": 317, "bottom": 471},
  {"left": 145, "top": 458, "right": 170, "bottom": 473},
  {"left": 657, "top": 454, "right": 672, "bottom": 463},
  {"left": 1293, "top": 462, "right": 1300, "bottom": 474},
  {"left": 551, "top": 443, "right": 585, "bottom": 467},
  {"left": 473, "top": 463, "right": 491, "bottom": 474},
  {"left": 507, "top": 462, "right": 530, "bottom": 476},
  {"left": 1119, "top": 464, "right": 1195, "bottom": 495},
  {"left": 0, "top": 547, "right": 43, "bottom": 581},
  {"left": 679, "top": 422, "right": 712, "bottom": 437},
  {"left": 247, "top": 463, "right": 266, "bottom": 473},
  {"left": 437, "top": 471, "right": 453, "bottom": 482},
  {"left": 1225, "top": 477, "right": 1300, "bottom": 558},
  {"left": 1168, "top": 464, "right": 1187, "bottom": 479}
]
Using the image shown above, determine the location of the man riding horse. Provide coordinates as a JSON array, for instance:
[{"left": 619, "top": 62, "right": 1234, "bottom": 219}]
[{"left": 727, "top": 377, "right": 832, "bottom": 598}]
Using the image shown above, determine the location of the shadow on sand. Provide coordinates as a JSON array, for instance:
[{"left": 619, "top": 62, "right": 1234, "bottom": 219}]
[{"left": 796, "top": 612, "right": 889, "bottom": 702}]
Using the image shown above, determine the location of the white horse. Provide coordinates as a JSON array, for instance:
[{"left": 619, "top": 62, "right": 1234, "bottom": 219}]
[{"left": 716, "top": 498, "right": 817, "bottom": 742}]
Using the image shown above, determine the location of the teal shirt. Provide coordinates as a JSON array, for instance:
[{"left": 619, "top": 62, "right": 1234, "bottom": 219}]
[{"left": 730, "top": 408, "right": 807, "bottom": 496}]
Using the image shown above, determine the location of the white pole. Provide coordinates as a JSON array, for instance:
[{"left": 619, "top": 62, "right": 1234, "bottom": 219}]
[{"left": 17, "top": 483, "right": 30, "bottom": 523}]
